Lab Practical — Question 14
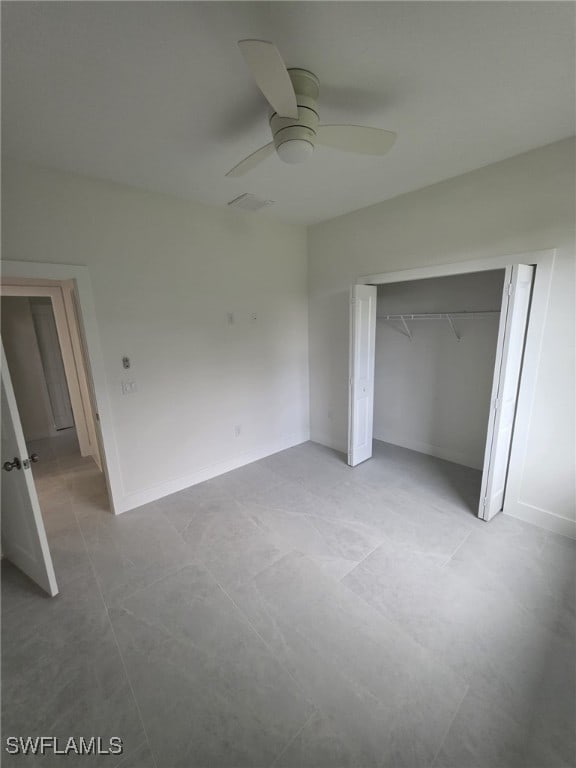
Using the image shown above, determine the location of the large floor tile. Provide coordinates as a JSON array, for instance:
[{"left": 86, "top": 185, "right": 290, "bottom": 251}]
[
  {"left": 271, "top": 710, "right": 377, "bottom": 768},
  {"left": 447, "top": 515, "right": 575, "bottom": 641},
  {"left": 231, "top": 551, "right": 468, "bottom": 767},
  {"left": 343, "top": 534, "right": 576, "bottom": 755},
  {"left": 115, "top": 740, "right": 157, "bottom": 768},
  {"left": 243, "top": 500, "right": 383, "bottom": 568},
  {"left": 120, "top": 562, "right": 266, "bottom": 658},
  {"left": 433, "top": 688, "right": 570, "bottom": 768},
  {"left": 3, "top": 605, "right": 146, "bottom": 767},
  {"left": 77, "top": 504, "right": 194, "bottom": 606},
  {"left": 163, "top": 495, "right": 288, "bottom": 589},
  {"left": 315, "top": 481, "right": 473, "bottom": 565},
  {"left": 111, "top": 607, "right": 313, "bottom": 767}
]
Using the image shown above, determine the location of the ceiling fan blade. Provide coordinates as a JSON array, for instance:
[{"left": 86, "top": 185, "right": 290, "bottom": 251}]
[
  {"left": 225, "top": 142, "right": 275, "bottom": 178},
  {"left": 238, "top": 40, "right": 298, "bottom": 119},
  {"left": 317, "top": 125, "right": 397, "bottom": 155}
]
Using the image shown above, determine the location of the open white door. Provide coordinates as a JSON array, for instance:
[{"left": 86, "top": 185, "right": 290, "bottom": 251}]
[
  {"left": 348, "top": 284, "right": 377, "bottom": 467},
  {"left": 479, "top": 264, "right": 534, "bottom": 521},
  {"left": 1, "top": 341, "right": 58, "bottom": 596}
]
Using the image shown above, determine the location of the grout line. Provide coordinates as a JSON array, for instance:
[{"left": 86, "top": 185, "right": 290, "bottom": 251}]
[
  {"left": 70, "top": 500, "right": 159, "bottom": 768},
  {"left": 439, "top": 529, "right": 472, "bottom": 568},
  {"left": 338, "top": 537, "right": 387, "bottom": 583},
  {"left": 430, "top": 683, "right": 470, "bottom": 768},
  {"left": 113, "top": 739, "right": 149, "bottom": 768},
  {"left": 207, "top": 559, "right": 316, "bottom": 713},
  {"left": 108, "top": 558, "right": 195, "bottom": 608},
  {"left": 268, "top": 709, "right": 316, "bottom": 768}
]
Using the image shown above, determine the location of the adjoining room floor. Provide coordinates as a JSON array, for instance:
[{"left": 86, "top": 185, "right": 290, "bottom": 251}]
[{"left": 2, "top": 440, "right": 574, "bottom": 767}]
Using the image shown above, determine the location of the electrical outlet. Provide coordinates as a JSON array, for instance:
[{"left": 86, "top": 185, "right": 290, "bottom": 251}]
[
  {"left": 250, "top": 312, "right": 257, "bottom": 322},
  {"left": 121, "top": 381, "right": 137, "bottom": 395},
  {"left": 234, "top": 425, "right": 242, "bottom": 437}
]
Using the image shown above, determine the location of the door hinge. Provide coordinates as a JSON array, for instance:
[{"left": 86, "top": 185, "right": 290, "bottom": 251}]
[
  {"left": 507, "top": 282, "right": 513, "bottom": 296},
  {"left": 493, "top": 397, "right": 500, "bottom": 410}
]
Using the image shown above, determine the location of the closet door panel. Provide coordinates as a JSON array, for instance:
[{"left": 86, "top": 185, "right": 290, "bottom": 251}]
[
  {"left": 480, "top": 264, "right": 534, "bottom": 521},
  {"left": 348, "top": 284, "right": 377, "bottom": 466}
]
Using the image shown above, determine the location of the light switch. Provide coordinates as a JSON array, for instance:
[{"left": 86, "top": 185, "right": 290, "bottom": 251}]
[{"left": 121, "top": 381, "right": 137, "bottom": 395}]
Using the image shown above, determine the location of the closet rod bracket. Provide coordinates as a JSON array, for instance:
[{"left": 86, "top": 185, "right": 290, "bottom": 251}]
[
  {"left": 400, "top": 316, "right": 413, "bottom": 341},
  {"left": 446, "top": 314, "right": 461, "bottom": 342}
]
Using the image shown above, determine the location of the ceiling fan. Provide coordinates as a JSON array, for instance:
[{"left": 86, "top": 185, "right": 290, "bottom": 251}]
[{"left": 226, "top": 40, "right": 397, "bottom": 177}]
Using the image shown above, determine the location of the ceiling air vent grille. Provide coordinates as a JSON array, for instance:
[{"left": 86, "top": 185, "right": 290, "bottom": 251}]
[{"left": 227, "top": 193, "right": 274, "bottom": 212}]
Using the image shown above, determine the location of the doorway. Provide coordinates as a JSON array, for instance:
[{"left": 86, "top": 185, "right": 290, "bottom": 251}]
[
  {"left": 1, "top": 272, "right": 113, "bottom": 595},
  {"left": 372, "top": 269, "right": 505, "bottom": 518},
  {"left": 348, "top": 250, "right": 553, "bottom": 526}
]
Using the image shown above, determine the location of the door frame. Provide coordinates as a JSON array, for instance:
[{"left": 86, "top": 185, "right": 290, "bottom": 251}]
[
  {"left": 2, "top": 282, "right": 98, "bottom": 461},
  {"left": 1, "top": 261, "right": 122, "bottom": 515},
  {"left": 354, "top": 248, "right": 567, "bottom": 537}
]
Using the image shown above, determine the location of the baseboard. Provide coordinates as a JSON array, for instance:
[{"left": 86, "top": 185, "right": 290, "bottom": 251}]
[
  {"left": 25, "top": 429, "right": 58, "bottom": 442},
  {"left": 116, "top": 431, "right": 310, "bottom": 514},
  {"left": 373, "top": 433, "right": 483, "bottom": 470},
  {"left": 310, "top": 433, "right": 346, "bottom": 453},
  {"left": 504, "top": 499, "right": 576, "bottom": 539}
]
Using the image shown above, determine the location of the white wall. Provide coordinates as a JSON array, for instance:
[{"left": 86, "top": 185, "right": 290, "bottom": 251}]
[
  {"left": 309, "top": 138, "right": 576, "bottom": 533},
  {"left": 2, "top": 161, "right": 309, "bottom": 511},
  {"left": 374, "top": 272, "right": 504, "bottom": 469},
  {"left": 1, "top": 297, "right": 56, "bottom": 441}
]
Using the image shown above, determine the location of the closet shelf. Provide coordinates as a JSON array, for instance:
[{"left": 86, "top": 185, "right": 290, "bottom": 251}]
[{"left": 377, "top": 310, "right": 500, "bottom": 341}]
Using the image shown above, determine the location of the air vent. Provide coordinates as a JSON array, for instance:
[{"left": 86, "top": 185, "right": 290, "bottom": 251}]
[{"left": 227, "top": 193, "right": 274, "bottom": 212}]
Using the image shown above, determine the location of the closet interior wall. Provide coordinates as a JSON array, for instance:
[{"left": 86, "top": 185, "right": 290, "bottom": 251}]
[{"left": 374, "top": 270, "right": 505, "bottom": 469}]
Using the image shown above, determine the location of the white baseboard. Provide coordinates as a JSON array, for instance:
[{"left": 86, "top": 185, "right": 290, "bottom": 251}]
[
  {"left": 25, "top": 428, "right": 59, "bottom": 442},
  {"left": 116, "top": 431, "right": 310, "bottom": 514},
  {"left": 373, "top": 433, "right": 483, "bottom": 470},
  {"left": 504, "top": 499, "right": 576, "bottom": 540},
  {"left": 310, "top": 433, "right": 345, "bottom": 453}
]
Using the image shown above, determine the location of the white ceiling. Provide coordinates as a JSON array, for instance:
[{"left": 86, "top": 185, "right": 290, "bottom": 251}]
[{"left": 3, "top": 2, "right": 575, "bottom": 224}]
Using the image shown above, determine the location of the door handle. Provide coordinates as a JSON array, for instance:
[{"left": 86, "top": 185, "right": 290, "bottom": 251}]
[
  {"left": 22, "top": 454, "right": 39, "bottom": 469},
  {"left": 3, "top": 457, "right": 22, "bottom": 472}
]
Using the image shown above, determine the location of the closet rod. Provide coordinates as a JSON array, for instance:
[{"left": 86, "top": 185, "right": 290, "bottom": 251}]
[
  {"left": 377, "top": 311, "right": 500, "bottom": 342},
  {"left": 377, "top": 311, "right": 500, "bottom": 320}
]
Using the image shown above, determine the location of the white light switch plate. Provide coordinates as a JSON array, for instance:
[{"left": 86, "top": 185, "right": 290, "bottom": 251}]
[{"left": 121, "top": 381, "right": 137, "bottom": 395}]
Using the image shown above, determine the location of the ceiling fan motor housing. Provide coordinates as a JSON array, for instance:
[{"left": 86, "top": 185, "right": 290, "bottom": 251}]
[{"left": 269, "top": 69, "right": 320, "bottom": 160}]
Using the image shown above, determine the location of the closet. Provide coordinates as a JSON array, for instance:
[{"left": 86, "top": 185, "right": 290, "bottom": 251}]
[{"left": 373, "top": 269, "right": 505, "bottom": 487}]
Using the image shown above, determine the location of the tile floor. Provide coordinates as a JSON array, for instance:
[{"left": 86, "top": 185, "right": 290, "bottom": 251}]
[{"left": 2, "top": 436, "right": 575, "bottom": 767}]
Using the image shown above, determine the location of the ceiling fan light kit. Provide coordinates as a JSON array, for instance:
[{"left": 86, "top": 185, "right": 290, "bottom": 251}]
[
  {"left": 270, "top": 69, "right": 319, "bottom": 165},
  {"left": 226, "top": 40, "right": 397, "bottom": 178},
  {"left": 276, "top": 139, "right": 313, "bottom": 164}
]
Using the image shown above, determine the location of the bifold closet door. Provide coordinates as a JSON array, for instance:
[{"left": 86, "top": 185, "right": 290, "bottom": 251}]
[
  {"left": 348, "top": 284, "right": 377, "bottom": 466},
  {"left": 479, "top": 264, "right": 534, "bottom": 521}
]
